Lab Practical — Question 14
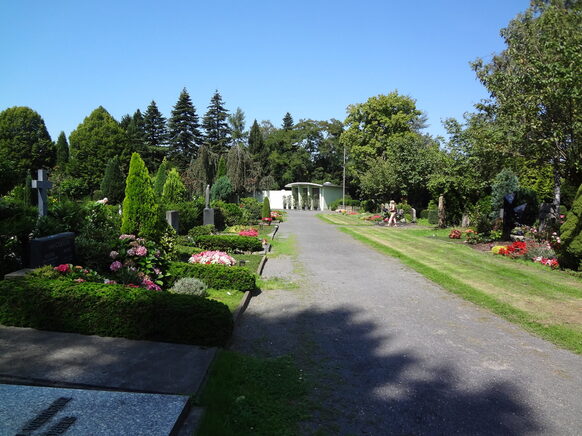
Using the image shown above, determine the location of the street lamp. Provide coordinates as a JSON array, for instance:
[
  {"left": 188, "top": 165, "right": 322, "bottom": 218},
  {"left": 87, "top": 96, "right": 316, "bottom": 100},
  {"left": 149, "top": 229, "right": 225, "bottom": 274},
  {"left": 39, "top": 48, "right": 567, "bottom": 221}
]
[{"left": 342, "top": 143, "right": 346, "bottom": 210}]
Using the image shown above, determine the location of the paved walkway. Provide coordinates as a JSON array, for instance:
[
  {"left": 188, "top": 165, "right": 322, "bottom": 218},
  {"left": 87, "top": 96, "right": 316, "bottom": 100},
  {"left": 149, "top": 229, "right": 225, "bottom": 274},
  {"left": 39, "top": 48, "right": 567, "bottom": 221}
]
[{"left": 232, "top": 211, "right": 582, "bottom": 435}]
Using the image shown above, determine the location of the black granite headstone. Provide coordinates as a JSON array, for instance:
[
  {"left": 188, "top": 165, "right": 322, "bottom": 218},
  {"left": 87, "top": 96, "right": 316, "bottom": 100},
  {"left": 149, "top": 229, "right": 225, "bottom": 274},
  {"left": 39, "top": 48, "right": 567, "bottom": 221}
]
[{"left": 28, "top": 232, "right": 75, "bottom": 268}]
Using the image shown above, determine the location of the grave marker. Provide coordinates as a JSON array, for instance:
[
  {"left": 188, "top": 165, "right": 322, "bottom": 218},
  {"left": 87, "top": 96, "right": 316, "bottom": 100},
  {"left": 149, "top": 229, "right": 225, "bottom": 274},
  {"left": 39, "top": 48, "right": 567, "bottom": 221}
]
[{"left": 31, "top": 169, "right": 52, "bottom": 217}]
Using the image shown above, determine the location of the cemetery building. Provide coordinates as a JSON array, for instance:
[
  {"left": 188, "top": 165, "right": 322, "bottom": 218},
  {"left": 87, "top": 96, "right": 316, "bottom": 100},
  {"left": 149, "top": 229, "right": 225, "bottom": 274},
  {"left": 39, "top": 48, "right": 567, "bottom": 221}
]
[{"left": 254, "top": 182, "right": 342, "bottom": 210}]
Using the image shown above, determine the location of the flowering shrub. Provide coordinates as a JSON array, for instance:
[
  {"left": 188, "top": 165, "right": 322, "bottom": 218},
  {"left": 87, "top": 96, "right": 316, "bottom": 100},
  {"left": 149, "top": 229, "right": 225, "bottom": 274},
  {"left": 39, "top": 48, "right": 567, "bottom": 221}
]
[
  {"left": 189, "top": 250, "right": 237, "bottom": 266},
  {"left": 550, "top": 232, "right": 561, "bottom": 250},
  {"left": 464, "top": 229, "right": 479, "bottom": 244},
  {"left": 449, "top": 229, "right": 462, "bottom": 239},
  {"left": 491, "top": 245, "right": 508, "bottom": 255},
  {"left": 262, "top": 217, "right": 272, "bottom": 225},
  {"left": 533, "top": 256, "right": 559, "bottom": 269},
  {"left": 238, "top": 228, "right": 259, "bottom": 237},
  {"left": 53, "top": 264, "right": 104, "bottom": 283},
  {"left": 109, "top": 234, "right": 168, "bottom": 290},
  {"left": 270, "top": 211, "right": 282, "bottom": 219},
  {"left": 362, "top": 214, "right": 383, "bottom": 222}
]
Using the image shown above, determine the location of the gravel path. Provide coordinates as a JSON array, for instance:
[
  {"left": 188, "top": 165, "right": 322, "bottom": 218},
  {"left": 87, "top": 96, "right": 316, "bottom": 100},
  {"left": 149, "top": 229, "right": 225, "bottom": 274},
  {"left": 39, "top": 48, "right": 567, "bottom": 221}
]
[{"left": 231, "top": 211, "right": 582, "bottom": 435}]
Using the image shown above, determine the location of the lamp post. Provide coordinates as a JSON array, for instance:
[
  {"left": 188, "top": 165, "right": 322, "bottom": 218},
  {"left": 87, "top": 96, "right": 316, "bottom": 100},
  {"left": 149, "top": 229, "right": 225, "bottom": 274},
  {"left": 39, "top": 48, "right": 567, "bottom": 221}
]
[{"left": 342, "top": 143, "right": 346, "bottom": 210}]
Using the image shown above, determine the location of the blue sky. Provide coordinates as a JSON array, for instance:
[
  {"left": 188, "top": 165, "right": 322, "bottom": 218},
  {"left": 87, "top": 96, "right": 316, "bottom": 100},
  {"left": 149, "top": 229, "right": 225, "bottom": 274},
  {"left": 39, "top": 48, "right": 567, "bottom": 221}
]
[{"left": 0, "top": 0, "right": 529, "bottom": 141}]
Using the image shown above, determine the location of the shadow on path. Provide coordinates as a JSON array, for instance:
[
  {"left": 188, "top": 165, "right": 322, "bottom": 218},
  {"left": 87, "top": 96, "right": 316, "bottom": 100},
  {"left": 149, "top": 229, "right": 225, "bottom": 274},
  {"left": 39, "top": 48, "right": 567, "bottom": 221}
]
[{"left": 234, "top": 303, "right": 543, "bottom": 435}]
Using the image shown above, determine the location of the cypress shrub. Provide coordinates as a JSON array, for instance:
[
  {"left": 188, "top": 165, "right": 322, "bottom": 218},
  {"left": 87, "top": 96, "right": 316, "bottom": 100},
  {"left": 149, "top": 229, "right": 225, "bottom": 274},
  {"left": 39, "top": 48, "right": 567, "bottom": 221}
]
[
  {"left": 0, "top": 277, "right": 233, "bottom": 346},
  {"left": 153, "top": 157, "right": 170, "bottom": 197},
  {"left": 168, "top": 261, "right": 257, "bottom": 292},
  {"left": 100, "top": 155, "right": 125, "bottom": 204},
  {"left": 558, "top": 183, "right": 582, "bottom": 270},
  {"left": 121, "top": 153, "right": 164, "bottom": 241},
  {"left": 262, "top": 197, "right": 271, "bottom": 219},
  {"left": 192, "top": 234, "right": 263, "bottom": 253},
  {"left": 162, "top": 168, "right": 187, "bottom": 204}
]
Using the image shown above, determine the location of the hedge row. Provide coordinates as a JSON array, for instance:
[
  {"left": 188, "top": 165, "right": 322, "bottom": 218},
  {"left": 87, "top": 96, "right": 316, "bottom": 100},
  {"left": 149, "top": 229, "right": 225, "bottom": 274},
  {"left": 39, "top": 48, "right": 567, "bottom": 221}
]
[
  {"left": 192, "top": 235, "right": 263, "bottom": 253},
  {"left": 168, "top": 261, "right": 257, "bottom": 292},
  {"left": 0, "top": 277, "right": 233, "bottom": 346}
]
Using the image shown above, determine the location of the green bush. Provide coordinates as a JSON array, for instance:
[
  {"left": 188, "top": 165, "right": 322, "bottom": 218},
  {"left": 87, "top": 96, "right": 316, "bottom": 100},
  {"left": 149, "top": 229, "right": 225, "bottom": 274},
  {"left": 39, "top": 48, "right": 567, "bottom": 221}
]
[
  {"left": 419, "top": 209, "right": 428, "bottom": 219},
  {"left": 427, "top": 201, "right": 438, "bottom": 225},
  {"left": 240, "top": 197, "right": 262, "bottom": 222},
  {"left": 100, "top": 156, "right": 125, "bottom": 204},
  {"left": 188, "top": 224, "right": 216, "bottom": 237},
  {"left": 192, "top": 235, "right": 263, "bottom": 253},
  {"left": 329, "top": 197, "right": 359, "bottom": 211},
  {"left": 168, "top": 199, "right": 205, "bottom": 235},
  {"left": 558, "top": 183, "right": 582, "bottom": 270},
  {"left": 168, "top": 261, "right": 256, "bottom": 292},
  {"left": 174, "top": 245, "right": 204, "bottom": 262},
  {"left": 169, "top": 277, "right": 208, "bottom": 297},
  {"left": 212, "top": 201, "right": 245, "bottom": 229},
  {"left": 0, "top": 277, "right": 233, "bottom": 346}
]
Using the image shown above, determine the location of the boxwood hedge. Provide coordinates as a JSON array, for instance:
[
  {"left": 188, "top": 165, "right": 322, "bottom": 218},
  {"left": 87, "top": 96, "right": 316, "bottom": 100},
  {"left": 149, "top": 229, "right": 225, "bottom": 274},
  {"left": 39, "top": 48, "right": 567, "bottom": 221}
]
[
  {"left": 0, "top": 277, "right": 233, "bottom": 346},
  {"left": 192, "top": 235, "right": 263, "bottom": 253},
  {"left": 168, "top": 262, "right": 257, "bottom": 292}
]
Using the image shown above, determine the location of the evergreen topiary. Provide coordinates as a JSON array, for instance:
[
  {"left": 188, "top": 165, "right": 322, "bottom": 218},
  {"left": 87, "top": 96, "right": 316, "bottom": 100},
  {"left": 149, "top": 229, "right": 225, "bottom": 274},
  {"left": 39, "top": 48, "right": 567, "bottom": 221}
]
[
  {"left": 210, "top": 176, "right": 232, "bottom": 202},
  {"left": 169, "top": 277, "right": 208, "bottom": 297},
  {"left": 100, "top": 155, "right": 125, "bottom": 204},
  {"left": 558, "top": 183, "right": 582, "bottom": 271},
  {"left": 153, "top": 157, "right": 170, "bottom": 196},
  {"left": 262, "top": 197, "right": 271, "bottom": 219},
  {"left": 121, "top": 153, "right": 164, "bottom": 240},
  {"left": 162, "top": 168, "right": 187, "bottom": 204},
  {"left": 491, "top": 168, "right": 519, "bottom": 211}
]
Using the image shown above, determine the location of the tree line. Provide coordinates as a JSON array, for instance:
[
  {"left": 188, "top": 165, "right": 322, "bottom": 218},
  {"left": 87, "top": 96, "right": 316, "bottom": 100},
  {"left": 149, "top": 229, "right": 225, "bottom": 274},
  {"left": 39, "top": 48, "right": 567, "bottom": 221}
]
[{"left": 0, "top": 0, "right": 580, "bottom": 225}]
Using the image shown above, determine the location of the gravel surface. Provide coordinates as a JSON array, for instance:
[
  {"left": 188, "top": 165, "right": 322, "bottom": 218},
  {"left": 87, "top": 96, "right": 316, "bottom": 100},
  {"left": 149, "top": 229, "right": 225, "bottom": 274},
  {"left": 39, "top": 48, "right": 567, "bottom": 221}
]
[{"left": 231, "top": 211, "right": 582, "bottom": 435}]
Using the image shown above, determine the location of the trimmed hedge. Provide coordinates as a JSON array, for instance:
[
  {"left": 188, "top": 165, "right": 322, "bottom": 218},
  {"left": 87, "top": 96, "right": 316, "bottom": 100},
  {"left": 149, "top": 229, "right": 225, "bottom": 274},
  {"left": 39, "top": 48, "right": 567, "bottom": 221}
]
[
  {"left": 168, "top": 262, "right": 257, "bottom": 292},
  {"left": 0, "top": 277, "right": 233, "bottom": 346},
  {"left": 192, "top": 235, "right": 263, "bottom": 253}
]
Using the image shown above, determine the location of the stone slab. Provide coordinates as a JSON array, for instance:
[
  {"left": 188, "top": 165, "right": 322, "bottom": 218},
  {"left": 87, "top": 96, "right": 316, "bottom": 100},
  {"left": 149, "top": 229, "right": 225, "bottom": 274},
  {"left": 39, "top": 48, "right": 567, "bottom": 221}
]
[
  {"left": 0, "top": 326, "right": 216, "bottom": 395},
  {"left": 0, "top": 383, "right": 190, "bottom": 436}
]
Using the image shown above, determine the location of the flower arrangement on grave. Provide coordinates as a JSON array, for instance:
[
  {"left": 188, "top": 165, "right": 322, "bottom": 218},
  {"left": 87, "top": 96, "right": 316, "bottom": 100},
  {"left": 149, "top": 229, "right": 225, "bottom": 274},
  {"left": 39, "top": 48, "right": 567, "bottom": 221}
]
[
  {"left": 108, "top": 234, "right": 168, "bottom": 290},
  {"left": 270, "top": 211, "right": 282, "bottom": 219},
  {"left": 362, "top": 214, "right": 383, "bottom": 221},
  {"left": 464, "top": 229, "right": 479, "bottom": 244},
  {"left": 238, "top": 228, "right": 259, "bottom": 237},
  {"left": 262, "top": 216, "right": 272, "bottom": 225},
  {"left": 449, "top": 229, "right": 462, "bottom": 239},
  {"left": 53, "top": 264, "right": 104, "bottom": 283},
  {"left": 532, "top": 256, "right": 559, "bottom": 269},
  {"left": 188, "top": 250, "right": 236, "bottom": 266}
]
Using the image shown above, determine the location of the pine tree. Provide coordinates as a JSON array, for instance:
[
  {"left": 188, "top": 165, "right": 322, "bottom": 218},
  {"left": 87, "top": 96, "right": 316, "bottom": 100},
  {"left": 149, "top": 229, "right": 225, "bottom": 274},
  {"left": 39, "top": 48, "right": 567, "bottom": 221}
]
[
  {"left": 184, "top": 145, "right": 213, "bottom": 196},
  {"left": 282, "top": 112, "right": 294, "bottom": 130},
  {"left": 55, "top": 131, "right": 69, "bottom": 168},
  {"left": 144, "top": 101, "right": 168, "bottom": 148},
  {"left": 202, "top": 90, "right": 231, "bottom": 155},
  {"left": 168, "top": 88, "right": 203, "bottom": 170},
  {"left": 122, "top": 110, "right": 148, "bottom": 172},
  {"left": 162, "top": 168, "right": 187, "bottom": 204},
  {"left": 262, "top": 197, "right": 271, "bottom": 219},
  {"left": 228, "top": 107, "right": 247, "bottom": 146},
  {"left": 121, "top": 153, "right": 163, "bottom": 241},
  {"left": 100, "top": 155, "right": 125, "bottom": 204},
  {"left": 153, "top": 157, "right": 170, "bottom": 197},
  {"left": 248, "top": 119, "right": 269, "bottom": 177}
]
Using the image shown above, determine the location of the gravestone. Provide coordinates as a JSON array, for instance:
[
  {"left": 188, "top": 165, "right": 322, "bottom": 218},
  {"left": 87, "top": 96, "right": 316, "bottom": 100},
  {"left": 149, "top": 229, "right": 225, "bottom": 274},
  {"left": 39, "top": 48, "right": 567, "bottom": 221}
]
[
  {"left": 539, "top": 203, "right": 554, "bottom": 231},
  {"left": 31, "top": 169, "right": 52, "bottom": 217},
  {"left": 203, "top": 184, "right": 214, "bottom": 226},
  {"left": 28, "top": 232, "right": 75, "bottom": 268},
  {"left": 411, "top": 207, "right": 417, "bottom": 223},
  {"left": 166, "top": 210, "right": 179, "bottom": 233},
  {"left": 461, "top": 214, "right": 471, "bottom": 228}
]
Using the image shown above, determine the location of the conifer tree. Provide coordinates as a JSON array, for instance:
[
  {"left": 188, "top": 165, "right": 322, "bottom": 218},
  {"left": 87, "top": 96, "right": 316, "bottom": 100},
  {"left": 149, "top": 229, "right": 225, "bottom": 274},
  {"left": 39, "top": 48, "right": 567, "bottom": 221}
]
[
  {"left": 228, "top": 107, "right": 247, "bottom": 146},
  {"left": 121, "top": 153, "right": 163, "bottom": 241},
  {"left": 100, "top": 155, "right": 125, "bottom": 204},
  {"left": 282, "top": 112, "right": 294, "bottom": 130},
  {"left": 248, "top": 119, "right": 269, "bottom": 177},
  {"left": 216, "top": 156, "right": 227, "bottom": 179},
  {"left": 55, "top": 131, "right": 69, "bottom": 168},
  {"left": 162, "top": 168, "right": 187, "bottom": 204},
  {"left": 144, "top": 101, "right": 168, "bottom": 148},
  {"left": 168, "top": 88, "right": 202, "bottom": 169},
  {"left": 202, "top": 90, "right": 231, "bottom": 155},
  {"left": 184, "top": 145, "right": 213, "bottom": 196},
  {"left": 262, "top": 196, "right": 271, "bottom": 219},
  {"left": 153, "top": 157, "right": 170, "bottom": 197},
  {"left": 227, "top": 144, "right": 253, "bottom": 197}
]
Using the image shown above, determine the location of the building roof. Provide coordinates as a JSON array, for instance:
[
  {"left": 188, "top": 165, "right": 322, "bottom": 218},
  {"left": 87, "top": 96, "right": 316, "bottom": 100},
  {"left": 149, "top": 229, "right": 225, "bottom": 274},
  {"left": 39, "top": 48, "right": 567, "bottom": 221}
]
[{"left": 284, "top": 182, "right": 341, "bottom": 188}]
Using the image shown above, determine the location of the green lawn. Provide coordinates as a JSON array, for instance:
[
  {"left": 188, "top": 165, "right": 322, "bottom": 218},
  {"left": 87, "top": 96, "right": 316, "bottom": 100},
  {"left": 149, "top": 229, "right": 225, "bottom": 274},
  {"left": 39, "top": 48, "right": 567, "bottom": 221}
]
[
  {"left": 335, "top": 225, "right": 582, "bottom": 354},
  {"left": 317, "top": 213, "right": 374, "bottom": 226},
  {"left": 196, "top": 350, "right": 309, "bottom": 436},
  {"left": 206, "top": 289, "right": 245, "bottom": 313}
]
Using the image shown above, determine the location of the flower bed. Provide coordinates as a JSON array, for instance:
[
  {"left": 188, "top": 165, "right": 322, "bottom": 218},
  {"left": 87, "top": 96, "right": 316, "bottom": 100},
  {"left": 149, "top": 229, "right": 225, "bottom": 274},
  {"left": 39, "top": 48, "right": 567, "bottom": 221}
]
[
  {"left": 192, "top": 234, "right": 263, "bottom": 253},
  {"left": 189, "top": 251, "right": 236, "bottom": 266}
]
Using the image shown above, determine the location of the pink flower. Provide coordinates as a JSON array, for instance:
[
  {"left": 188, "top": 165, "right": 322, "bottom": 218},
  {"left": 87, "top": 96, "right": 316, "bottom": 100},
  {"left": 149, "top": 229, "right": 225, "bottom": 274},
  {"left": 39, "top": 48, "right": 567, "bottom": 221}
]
[
  {"left": 104, "top": 279, "right": 117, "bottom": 284},
  {"left": 135, "top": 246, "right": 148, "bottom": 256},
  {"left": 110, "top": 251, "right": 119, "bottom": 259},
  {"left": 74, "top": 278, "right": 85, "bottom": 283},
  {"left": 126, "top": 248, "right": 136, "bottom": 256},
  {"left": 142, "top": 279, "right": 162, "bottom": 291},
  {"left": 153, "top": 268, "right": 161, "bottom": 275},
  {"left": 54, "top": 264, "right": 70, "bottom": 273},
  {"left": 119, "top": 234, "right": 136, "bottom": 240},
  {"left": 110, "top": 261, "right": 122, "bottom": 272}
]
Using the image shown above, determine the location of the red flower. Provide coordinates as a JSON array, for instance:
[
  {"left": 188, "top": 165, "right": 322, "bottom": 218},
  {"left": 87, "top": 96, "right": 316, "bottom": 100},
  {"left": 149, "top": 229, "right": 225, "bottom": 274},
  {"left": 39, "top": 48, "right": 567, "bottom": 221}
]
[{"left": 54, "top": 264, "right": 70, "bottom": 273}]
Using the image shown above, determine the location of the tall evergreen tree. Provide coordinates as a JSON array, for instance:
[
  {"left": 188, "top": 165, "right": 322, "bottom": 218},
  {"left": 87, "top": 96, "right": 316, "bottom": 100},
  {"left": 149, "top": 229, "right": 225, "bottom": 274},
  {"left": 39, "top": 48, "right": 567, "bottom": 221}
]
[
  {"left": 282, "top": 112, "right": 294, "bottom": 130},
  {"left": 168, "top": 88, "right": 202, "bottom": 169},
  {"left": 202, "top": 90, "right": 231, "bottom": 155},
  {"left": 119, "top": 114, "right": 132, "bottom": 130},
  {"left": 100, "top": 155, "right": 125, "bottom": 204},
  {"left": 227, "top": 144, "right": 254, "bottom": 197},
  {"left": 68, "top": 106, "right": 126, "bottom": 194},
  {"left": 153, "top": 157, "right": 170, "bottom": 197},
  {"left": 216, "top": 156, "right": 227, "bottom": 179},
  {"left": 144, "top": 101, "right": 168, "bottom": 148},
  {"left": 228, "top": 107, "right": 247, "bottom": 146},
  {"left": 55, "top": 131, "right": 69, "bottom": 168},
  {"left": 184, "top": 145, "right": 213, "bottom": 196},
  {"left": 162, "top": 168, "right": 187, "bottom": 204},
  {"left": 248, "top": 119, "right": 269, "bottom": 177},
  {"left": 122, "top": 110, "right": 148, "bottom": 172}
]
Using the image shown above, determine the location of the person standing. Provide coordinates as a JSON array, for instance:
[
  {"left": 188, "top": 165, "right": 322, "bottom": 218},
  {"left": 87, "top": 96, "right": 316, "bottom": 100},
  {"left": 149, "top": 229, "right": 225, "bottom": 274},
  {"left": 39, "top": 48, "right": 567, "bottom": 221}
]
[{"left": 387, "top": 200, "right": 397, "bottom": 227}]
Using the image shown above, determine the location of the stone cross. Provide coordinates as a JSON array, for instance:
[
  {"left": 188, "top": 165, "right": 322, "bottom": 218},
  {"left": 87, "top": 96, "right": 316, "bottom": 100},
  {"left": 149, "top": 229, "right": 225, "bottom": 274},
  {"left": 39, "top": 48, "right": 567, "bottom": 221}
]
[
  {"left": 205, "top": 184, "right": 210, "bottom": 208},
  {"left": 31, "top": 169, "right": 52, "bottom": 217}
]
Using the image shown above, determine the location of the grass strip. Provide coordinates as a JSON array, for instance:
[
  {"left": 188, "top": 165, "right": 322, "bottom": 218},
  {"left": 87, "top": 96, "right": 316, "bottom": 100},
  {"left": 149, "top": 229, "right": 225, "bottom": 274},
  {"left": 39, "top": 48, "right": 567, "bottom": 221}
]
[
  {"left": 206, "top": 289, "right": 244, "bottom": 313},
  {"left": 197, "top": 350, "right": 309, "bottom": 436},
  {"left": 316, "top": 213, "right": 372, "bottom": 226},
  {"left": 341, "top": 227, "right": 582, "bottom": 354}
]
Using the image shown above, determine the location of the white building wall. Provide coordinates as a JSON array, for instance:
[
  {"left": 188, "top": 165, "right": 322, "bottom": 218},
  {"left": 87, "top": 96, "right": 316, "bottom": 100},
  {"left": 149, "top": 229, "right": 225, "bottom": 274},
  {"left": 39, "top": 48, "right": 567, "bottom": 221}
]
[{"left": 253, "top": 190, "right": 290, "bottom": 209}]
